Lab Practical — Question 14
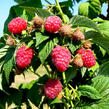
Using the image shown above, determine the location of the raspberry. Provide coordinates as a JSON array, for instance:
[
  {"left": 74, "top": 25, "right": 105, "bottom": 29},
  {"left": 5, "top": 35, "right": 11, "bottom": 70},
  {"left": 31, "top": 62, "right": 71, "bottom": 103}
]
[
  {"left": 33, "top": 16, "right": 43, "bottom": 28},
  {"left": 72, "top": 56, "right": 83, "bottom": 68},
  {"left": 51, "top": 46, "right": 71, "bottom": 72},
  {"left": 16, "top": 46, "right": 34, "bottom": 69},
  {"left": 44, "top": 79, "right": 62, "bottom": 99},
  {"left": 44, "top": 16, "right": 62, "bottom": 33},
  {"left": 77, "top": 48, "right": 86, "bottom": 55},
  {"left": 82, "top": 50, "right": 96, "bottom": 68},
  {"left": 72, "top": 28, "right": 85, "bottom": 41},
  {"left": 83, "top": 40, "right": 92, "bottom": 49},
  {"left": 59, "top": 24, "right": 72, "bottom": 37},
  {"left": 8, "top": 17, "right": 27, "bottom": 34}
]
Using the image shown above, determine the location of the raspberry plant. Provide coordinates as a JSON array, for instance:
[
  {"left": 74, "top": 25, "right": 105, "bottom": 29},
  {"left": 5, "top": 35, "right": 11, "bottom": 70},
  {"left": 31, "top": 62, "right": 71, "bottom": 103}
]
[{"left": 1, "top": 0, "right": 109, "bottom": 109}]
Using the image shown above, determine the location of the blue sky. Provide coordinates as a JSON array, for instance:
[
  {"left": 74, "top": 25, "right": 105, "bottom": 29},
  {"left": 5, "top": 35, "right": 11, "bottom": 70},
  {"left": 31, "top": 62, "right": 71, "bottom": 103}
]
[{"left": 0, "top": 0, "right": 107, "bottom": 36}]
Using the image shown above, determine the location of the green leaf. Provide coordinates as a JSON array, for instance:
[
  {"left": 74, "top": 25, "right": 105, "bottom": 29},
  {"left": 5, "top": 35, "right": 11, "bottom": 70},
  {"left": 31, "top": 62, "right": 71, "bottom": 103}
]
[
  {"left": 26, "top": 40, "right": 34, "bottom": 49},
  {"left": 20, "top": 75, "right": 48, "bottom": 107},
  {"left": 93, "top": 18, "right": 105, "bottom": 23},
  {"left": 3, "top": 47, "right": 15, "bottom": 83},
  {"left": 95, "top": 61, "right": 109, "bottom": 76},
  {"left": 69, "top": 15, "right": 100, "bottom": 32},
  {"left": 18, "top": 0, "right": 42, "bottom": 8},
  {"left": 65, "top": 66, "right": 77, "bottom": 83},
  {"left": 21, "top": 7, "right": 53, "bottom": 18},
  {"left": 8, "top": 88, "right": 22, "bottom": 106},
  {"left": 35, "top": 32, "right": 49, "bottom": 47},
  {"left": 38, "top": 37, "right": 58, "bottom": 64},
  {"left": 27, "top": 83, "right": 43, "bottom": 107},
  {"left": 75, "top": 76, "right": 109, "bottom": 109},
  {"left": 78, "top": 85, "right": 102, "bottom": 100},
  {"left": 85, "top": 31, "right": 109, "bottom": 55},
  {"left": 81, "top": 67, "right": 87, "bottom": 77},
  {"left": 0, "top": 74, "right": 3, "bottom": 90},
  {"left": 98, "top": 21, "right": 109, "bottom": 38},
  {"left": 68, "top": 43, "right": 80, "bottom": 54},
  {"left": 79, "top": 0, "right": 101, "bottom": 19},
  {"left": 50, "top": 98, "right": 62, "bottom": 105}
]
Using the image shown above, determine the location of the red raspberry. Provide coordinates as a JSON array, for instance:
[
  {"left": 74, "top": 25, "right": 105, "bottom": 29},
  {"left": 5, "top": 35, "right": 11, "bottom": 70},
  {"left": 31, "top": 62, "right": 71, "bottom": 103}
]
[
  {"left": 44, "top": 16, "right": 62, "bottom": 33},
  {"left": 44, "top": 79, "right": 62, "bottom": 99},
  {"left": 82, "top": 50, "right": 96, "bottom": 68},
  {"left": 51, "top": 46, "right": 71, "bottom": 72},
  {"left": 16, "top": 46, "right": 34, "bottom": 69},
  {"left": 77, "top": 48, "right": 86, "bottom": 55},
  {"left": 8, "top": 17, "right": 27, "bottom": 34}
]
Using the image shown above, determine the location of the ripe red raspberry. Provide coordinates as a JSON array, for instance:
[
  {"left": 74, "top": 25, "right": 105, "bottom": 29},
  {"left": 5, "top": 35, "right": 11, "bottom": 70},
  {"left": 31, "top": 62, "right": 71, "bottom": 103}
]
[
  {"left": 82, "top": 50, "right": 96, "bottom": 68},
  {"left": 44, "top": 79, "right": 62, "bottom": 99},
  {"left": 77, "top": 48, "right": 86, "bottom": 55},
  {"left": 51, "top": 46, "right": 71, "bottom": 72},
  {"left": 8, "top": 17, "right": 27, "bottom": 34},
  {"left": 44, "top": 16, "right": 62, "bottom": 33},
  {"left": 16, "top": 46, "right": 34, "bottom": 69}
]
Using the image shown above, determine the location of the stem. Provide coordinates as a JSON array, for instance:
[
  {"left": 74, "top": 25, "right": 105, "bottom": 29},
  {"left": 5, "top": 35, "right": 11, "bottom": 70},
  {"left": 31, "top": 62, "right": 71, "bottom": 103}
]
[
  {"left": 62, "top": 72, "right": 69, "bottom": 109},
  {"left": 45, "top": 0, "right": 52, "bottom": 5},
  {"left": 55, "top": 0, "right": 66, "bottom": 23}
]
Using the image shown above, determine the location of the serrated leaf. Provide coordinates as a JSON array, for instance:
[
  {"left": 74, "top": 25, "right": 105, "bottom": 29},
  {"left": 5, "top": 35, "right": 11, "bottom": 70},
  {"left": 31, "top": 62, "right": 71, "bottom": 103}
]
[
  {"left": 38, "top": 37, "right": 58, "bottom": 64},
  {"left": 27, "top": 83, "right": 43, "bottom": 107},
  {"left": 79, "top": 0, "right": 101, "bottom": 19},
  {"left": 8, "top": 88, "right": 22, "bottom": 106},
  {"left": 50, "top": 98, "right": 62, "bottom": 105},
  {"left": 35, "top": 32, "right": 49, "bottom": 47},
  {"left": 3, "top": 47, "right": 15, "bottom": 83},
  {"left": 65, "top": 66, "right": 77, "bottom": 83},
  {"left": 20, "top": 74, "right": 48, "bottom": 107},
  {"left": 98, "top": 21, "right": 109, "bottom": 38},
  {"left": 68, "top": 43, "right": 79, "bottom": 54},
  {"left": 95, "top": 61, "right": 109, "bottom": 76},
  {"left": 21, "top": 7, "right": 53, "bottom": 18},
  {"left": 69, "top": 15, "right": 100, "bottom": 32},
  {"left": 19, "top": 0, "right": 42, "bottom": 8},
  {"left": 75, "top": 76, "right": 109, "bottom": 109},
  {"left": 78, "top": 85, "right": 102, "bottom": 100},
  {"left": 26, "top": 40, "right": 34, "bottom": 49},
  {"left": 81, "top": 67, "right": 87, "bottom": 77},
  {"left": 0, "top": 74, "right": 3, "bottom": 90},
  {"left": 85, "top": 31, "right": 109, "bottom": 55}
]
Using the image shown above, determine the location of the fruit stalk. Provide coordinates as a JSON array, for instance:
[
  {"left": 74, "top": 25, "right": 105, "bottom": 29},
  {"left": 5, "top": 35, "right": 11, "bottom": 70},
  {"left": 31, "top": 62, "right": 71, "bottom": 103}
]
[
  {"left": 62, "top": 71, "right": 69, "bottom": 108},
  {"left": 55, "top": 0, "right": 66, "bottom": 23}
]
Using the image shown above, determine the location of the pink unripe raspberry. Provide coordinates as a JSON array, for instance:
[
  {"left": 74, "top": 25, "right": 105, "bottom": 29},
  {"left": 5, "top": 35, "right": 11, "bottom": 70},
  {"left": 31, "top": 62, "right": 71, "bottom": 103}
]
[
  {"left": 16, "top": 46, "right": 34, "bottom": 69},
  {"left": 51, "top": 46, "right": 71, "bottom": 72},
  {"left": 44, "top": 79, "right": 62, "bottom": 99},
  {"left": 8, "top": 17, "right": 27, "bottom": 34},
  {"left": 44, "top": 16, "right": 62, "bottom": 33}
]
